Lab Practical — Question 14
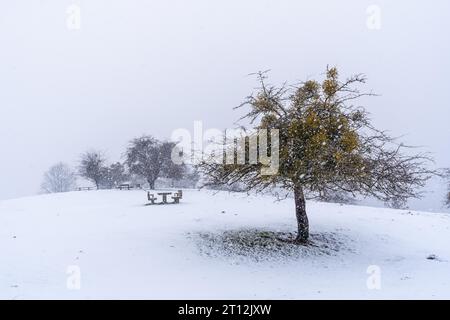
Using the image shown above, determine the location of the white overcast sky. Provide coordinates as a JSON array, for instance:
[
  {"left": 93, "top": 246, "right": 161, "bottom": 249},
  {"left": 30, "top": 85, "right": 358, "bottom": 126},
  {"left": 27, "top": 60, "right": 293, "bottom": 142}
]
[{"left": 0, "top": 0, "right": 449, "bottom": 210}]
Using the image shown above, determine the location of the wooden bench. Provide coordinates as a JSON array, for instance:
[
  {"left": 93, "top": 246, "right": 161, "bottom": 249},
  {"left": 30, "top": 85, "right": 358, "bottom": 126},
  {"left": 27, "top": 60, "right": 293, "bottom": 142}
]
[
  {"left": 171, "top": 195, "right": 181, "bottom": 204},
  {"left": 78, "top": 187, "right": 93, "bottom": 191},
  {"left": 117, "top": 184, "right": 142, "bottom": 190},
  {"left": 171, "top": 190, "right": 183, "bottom": 204},
  {"left": 147, "top": 192, "right": 157, "bottom": 205}
]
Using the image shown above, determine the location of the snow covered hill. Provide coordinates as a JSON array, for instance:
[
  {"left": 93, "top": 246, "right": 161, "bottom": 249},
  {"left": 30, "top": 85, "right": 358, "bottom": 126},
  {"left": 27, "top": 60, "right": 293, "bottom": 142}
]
[{"left": 1, "top": 189, "right": 449, "bottom": 299}]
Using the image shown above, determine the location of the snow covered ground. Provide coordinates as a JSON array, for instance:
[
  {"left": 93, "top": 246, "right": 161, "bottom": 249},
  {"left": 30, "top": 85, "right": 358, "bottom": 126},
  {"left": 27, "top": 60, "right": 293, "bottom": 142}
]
[{"left": 1, "top": 189, "right": 449, "bottom": 299}]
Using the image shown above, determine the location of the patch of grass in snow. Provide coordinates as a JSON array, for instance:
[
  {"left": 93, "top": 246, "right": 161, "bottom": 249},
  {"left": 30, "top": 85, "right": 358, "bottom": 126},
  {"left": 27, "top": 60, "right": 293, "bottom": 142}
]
[{"left": 192, "top": 229, "right": 353, "bottom": 263}]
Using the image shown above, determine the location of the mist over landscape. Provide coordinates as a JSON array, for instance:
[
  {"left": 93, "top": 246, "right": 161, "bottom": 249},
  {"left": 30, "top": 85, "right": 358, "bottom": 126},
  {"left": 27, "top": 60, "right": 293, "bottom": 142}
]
[{"left": 0, "top": 1, "right": 449, "bottom": 212}]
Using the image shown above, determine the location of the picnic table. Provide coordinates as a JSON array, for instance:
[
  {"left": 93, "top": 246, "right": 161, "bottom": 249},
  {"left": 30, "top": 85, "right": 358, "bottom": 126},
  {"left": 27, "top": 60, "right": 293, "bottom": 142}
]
[
  {"left": 147, "top": 190, "right": 183, "bottom": 205},
  {"left": 157, "top": 192, "right": 172, "bottom": 204}
]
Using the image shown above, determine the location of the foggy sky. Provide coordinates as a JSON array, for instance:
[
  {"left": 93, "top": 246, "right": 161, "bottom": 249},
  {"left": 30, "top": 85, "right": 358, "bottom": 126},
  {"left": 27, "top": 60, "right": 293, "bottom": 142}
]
[{"left": 0, "top": 0, "right": 449, "bottom": 211}]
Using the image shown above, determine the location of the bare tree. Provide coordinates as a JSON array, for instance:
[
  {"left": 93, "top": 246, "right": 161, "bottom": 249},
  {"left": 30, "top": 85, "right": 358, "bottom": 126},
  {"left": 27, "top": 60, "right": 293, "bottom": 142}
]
[
  {"left": 79, "top": 151, "right": 107, "bottom": 189},
  {"left": 200, "top": 67, "right": 435, "bottom": 244},
  {"left": 100, "top": 162, "right": 129, "bottom": 189},
  {"left": 125, "top": 135, "right": 184, "bottom": 189},
  {"left": 446, "top": 169, "right": 450, "bottom": 208},
  {"left": 41, "top": 162, "right": 76, "bottom": 193}
]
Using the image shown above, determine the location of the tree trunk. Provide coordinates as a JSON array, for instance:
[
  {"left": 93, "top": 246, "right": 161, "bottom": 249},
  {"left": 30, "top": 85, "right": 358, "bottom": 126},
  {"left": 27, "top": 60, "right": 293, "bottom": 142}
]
[
  {"left": 148, "top": 179, "right": 155, "bottom": 190},
  {"left": 294, "top": 184, "right": 309, "bottom": 244}
]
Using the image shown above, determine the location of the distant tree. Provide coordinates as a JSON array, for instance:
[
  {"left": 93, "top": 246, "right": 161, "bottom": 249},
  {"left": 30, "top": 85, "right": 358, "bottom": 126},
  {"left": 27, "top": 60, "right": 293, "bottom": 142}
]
[
  {"left": 79, "top": 151, "right": 107, "bottom": 189},
  {"left": 318, "top": 190, "right": 356, "bottom": 205},
  {"left": 159, "top": 140, "right": 187, "bottom": 183},
  {"left": 41, "top": 162, "right": 76, "bottom": 193},
  {"left": 184, "top": 166, "right": 201, "bottom": 188},
  {"left": 200, "top": 67, "right": 435, "bottom": 244},
  {"left": 125, "top": 135, "right": 184, "bottom": 189},
  {"left": 446, "top": 169, "right": 450, "bottom": 208},
  {"left": 100, "top": 162, "right": 129, "bottom": 189},
  {"left": 164, "top": 163, "right": 188, "bottom": 187},
  {"left": 385, "top": 196, "right": 408, "bottom": 210},
  {"left": 446, "top": 192, "right": 450, "bottom": 208},
  {"left": 164, "top": 164, "right": 201, "bottom": 188},
  {"left": 207, "top": 181, "right": 247, "bottom": 192}
]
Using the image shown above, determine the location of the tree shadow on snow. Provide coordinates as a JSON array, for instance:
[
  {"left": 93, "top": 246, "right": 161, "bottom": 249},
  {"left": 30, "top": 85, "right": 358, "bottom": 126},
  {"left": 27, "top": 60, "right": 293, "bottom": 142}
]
[{"left": 191, "top": 229, "right": 355, "bottom": 263}]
